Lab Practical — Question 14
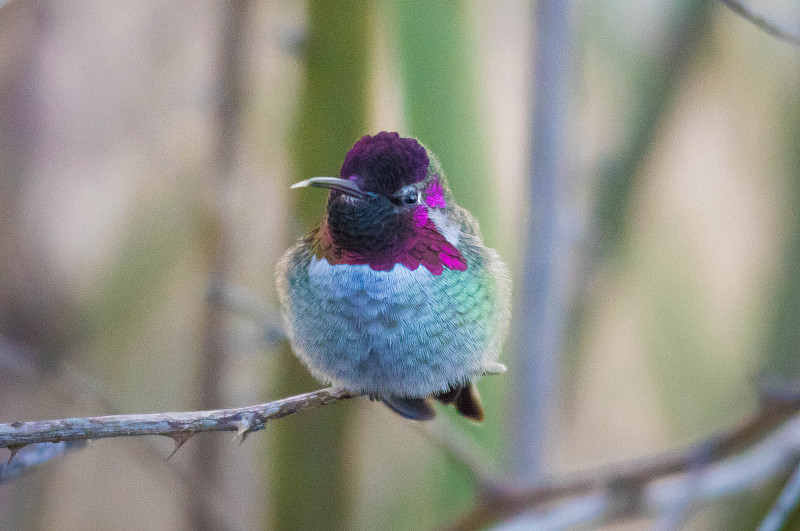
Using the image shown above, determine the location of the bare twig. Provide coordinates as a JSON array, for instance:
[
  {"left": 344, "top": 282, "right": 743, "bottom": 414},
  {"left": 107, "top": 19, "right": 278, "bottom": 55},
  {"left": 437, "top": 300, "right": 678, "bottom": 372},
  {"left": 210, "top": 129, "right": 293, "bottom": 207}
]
[
  {"left": 415, "top": 419, "right": 503, "bottom": 495},
  {"left": 591, "top": 1, "right": 711, "bottom": 258},
  {"left": 717, "top": 0, "right": 800, "bottom": 47},
  {"left": 206, "top": 280, "right": 287, "bottom": 346},
  {"left": 650, "top": 442, "right": 715, "bottom": 531},
  {"left": 4, "top": 377, "right": 800, "bottom": 531},
  {"left": 192, "top": 3, "right": 250, "bottom": 528},
  {"left": 649, "top": 477, "right": 697, "bottom": 531},
  {"left": 0, "top": 338, "right": 225, "bottom": 530},
  {"left": 512, "top": 0, "right": 573, "bottom": 484},
  {"left": 489, "top": 495, "right": 609, "bottom": 531},
  {"left": 448, "top": 396, "right": 800, "bottom": 530},
  {"left": 55, "top": 359, "right": 233, "bottom": 529},
  {"left": 0, "top": 388, "right": 354, "bottom": 448},
  {"left": 758, "top": 460, "right": 800, "bottom": 531}
]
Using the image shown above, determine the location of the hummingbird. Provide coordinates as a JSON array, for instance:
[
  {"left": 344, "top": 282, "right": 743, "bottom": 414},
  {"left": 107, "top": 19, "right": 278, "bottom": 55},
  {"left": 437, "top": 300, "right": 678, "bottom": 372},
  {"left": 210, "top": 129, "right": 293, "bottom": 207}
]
[{"left": 276, "top": 132, "right": 510, "bottom": 421}]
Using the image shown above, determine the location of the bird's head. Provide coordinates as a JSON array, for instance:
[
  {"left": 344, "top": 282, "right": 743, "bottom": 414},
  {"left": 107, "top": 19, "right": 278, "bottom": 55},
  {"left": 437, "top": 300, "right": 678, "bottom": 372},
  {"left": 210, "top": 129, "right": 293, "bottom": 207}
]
[{"left": 291, "top": 132, "right": 465, "bottom": 275}]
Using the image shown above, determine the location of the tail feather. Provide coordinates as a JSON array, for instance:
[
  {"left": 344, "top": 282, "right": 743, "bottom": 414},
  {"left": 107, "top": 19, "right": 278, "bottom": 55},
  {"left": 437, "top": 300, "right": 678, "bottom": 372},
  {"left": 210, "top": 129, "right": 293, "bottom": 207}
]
[
  {"left": 381, "top": 383, "right": 485, "bottom": 422},
  {"left": 434, "top": 383, "right": 485, "bottom": 422}
]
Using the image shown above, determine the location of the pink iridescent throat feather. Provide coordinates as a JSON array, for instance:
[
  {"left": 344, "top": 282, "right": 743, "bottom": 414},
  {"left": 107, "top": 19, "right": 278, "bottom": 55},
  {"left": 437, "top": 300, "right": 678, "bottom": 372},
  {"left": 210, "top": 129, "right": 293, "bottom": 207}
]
[{"left": 312, "top": 178, "right": 467, "bottom": 276}]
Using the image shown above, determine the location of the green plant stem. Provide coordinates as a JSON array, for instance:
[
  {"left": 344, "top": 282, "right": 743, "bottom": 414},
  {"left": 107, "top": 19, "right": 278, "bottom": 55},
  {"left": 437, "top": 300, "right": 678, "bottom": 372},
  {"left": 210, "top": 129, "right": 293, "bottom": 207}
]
[{"left": 269, "top": 2, "right": 371, "bottom": 530}]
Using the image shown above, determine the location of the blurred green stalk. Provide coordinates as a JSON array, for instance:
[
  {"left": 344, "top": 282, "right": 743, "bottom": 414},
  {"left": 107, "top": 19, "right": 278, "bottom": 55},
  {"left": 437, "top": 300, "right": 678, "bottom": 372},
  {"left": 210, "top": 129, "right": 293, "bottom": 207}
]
[
  {"left": 565, "top": 0, "right": 712, "bottom": 387},
  {"left": 594, "top": 0, "right": 711, "bottom": 259},
  {"left": 268, "top": 2, "right": 370, "bottom": 530},
  {"left": 511, "top": 0, "right": 573, "bottom": 484},
  {"left": 764, "top": 99, "right": 800, "bottom": 380},
  {"left": 391, "top": 1, "right": 495, "bottom": 240},
  {"left": 387, "top": 0, "right": 496, "bottom": 525},
  {"left": 718, "top": 81, "right": 800, "bottom": 531}
]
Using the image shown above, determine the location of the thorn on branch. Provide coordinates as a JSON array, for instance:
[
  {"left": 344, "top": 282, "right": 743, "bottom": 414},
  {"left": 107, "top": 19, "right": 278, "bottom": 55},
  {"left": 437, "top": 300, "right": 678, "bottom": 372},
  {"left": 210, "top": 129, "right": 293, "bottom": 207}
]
[
  {"left": 0, "top": 387, "right": 355, "bottom": 450},
  {"left": 233, "top": 412, "right": 255, "bottom": 444},
  {"left": 0, "top": 441, "right": 86, "bottom": 484},
  {"left": 166, "top": 433, "right": 193, "bottom": 461},
  {"left": 6, "top": 444, "right": 24, "bottom": 465}
]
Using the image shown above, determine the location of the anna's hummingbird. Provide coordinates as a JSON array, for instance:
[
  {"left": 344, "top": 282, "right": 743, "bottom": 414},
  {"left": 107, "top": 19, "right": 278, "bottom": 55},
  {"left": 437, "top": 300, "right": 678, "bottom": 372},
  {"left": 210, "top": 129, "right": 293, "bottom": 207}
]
[{"left": 276, "top": 132, "right": 510, "bottom": 421}]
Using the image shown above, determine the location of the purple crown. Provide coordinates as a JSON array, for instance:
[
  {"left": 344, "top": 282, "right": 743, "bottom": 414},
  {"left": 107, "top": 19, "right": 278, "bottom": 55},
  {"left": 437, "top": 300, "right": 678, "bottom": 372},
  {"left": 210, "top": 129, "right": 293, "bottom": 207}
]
[{"left": 340, "top": 132, "right": 429, "bottom": 194}]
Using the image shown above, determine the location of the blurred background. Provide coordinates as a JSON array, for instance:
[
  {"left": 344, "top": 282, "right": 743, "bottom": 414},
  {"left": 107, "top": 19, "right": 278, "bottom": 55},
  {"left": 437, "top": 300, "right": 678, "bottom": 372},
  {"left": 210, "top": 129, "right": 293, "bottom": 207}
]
[{"left": 1, "top": 0, "right": 799, "bottom": 529}]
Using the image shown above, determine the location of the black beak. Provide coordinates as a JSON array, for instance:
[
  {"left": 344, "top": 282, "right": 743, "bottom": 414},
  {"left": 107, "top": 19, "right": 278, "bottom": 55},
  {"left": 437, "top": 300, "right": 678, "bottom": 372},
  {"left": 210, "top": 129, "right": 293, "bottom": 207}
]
[{"left": 290, "top": 176, "right": 368, "bottom": 199}]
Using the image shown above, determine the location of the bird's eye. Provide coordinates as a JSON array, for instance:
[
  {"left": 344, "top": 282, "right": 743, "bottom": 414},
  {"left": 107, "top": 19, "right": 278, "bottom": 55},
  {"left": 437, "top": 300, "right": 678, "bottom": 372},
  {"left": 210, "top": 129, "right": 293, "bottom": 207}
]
[{"left": 403, "top": 192, "right": 418, "bottom": 205}]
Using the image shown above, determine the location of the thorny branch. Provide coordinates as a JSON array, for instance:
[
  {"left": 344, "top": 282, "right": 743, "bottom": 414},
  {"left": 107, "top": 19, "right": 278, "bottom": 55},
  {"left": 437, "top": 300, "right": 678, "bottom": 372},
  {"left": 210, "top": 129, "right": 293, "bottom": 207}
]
[
  {"left": 758, "top": 460, "right": 800, "bottom": 531},
  {"left": 717, "top": 0, "right": 800, "bottom": 47},
  {"left": 3, "top": 377, "right": 800, "bottom": 530},
  {"left": 0, "top": 388, "right": 353, "bottom": 450}
]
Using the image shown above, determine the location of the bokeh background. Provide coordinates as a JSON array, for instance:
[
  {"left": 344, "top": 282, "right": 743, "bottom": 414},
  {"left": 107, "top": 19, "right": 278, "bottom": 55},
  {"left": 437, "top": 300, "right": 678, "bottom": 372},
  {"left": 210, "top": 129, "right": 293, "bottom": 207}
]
[{"left": 1, "top": 1, "right": 799, "bottom": 529}]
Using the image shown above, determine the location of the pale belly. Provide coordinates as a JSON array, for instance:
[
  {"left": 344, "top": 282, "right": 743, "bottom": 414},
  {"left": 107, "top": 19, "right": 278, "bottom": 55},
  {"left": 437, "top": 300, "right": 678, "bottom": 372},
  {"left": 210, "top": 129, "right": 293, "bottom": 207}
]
[{"left": 279, "top": 252, "right": 503, "bottom": 398}]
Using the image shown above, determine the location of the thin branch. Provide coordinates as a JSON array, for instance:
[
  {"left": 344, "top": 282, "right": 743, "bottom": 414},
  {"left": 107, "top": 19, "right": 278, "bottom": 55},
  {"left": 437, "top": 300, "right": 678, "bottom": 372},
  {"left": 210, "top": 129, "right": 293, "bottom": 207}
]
[
  {"left": 206, "top": 280, "right": 287, "bottom": 347},
  {"left": 717, "top": 0, "right": 800, "bottom": 47},
  {"left": 649, "top": 466, "right": 701, "bottom": 531},
  {"left": 191, "top": 3, "right": 250, "bottom": 528},
  {"left": 487, "top": 495, "right": 610, "bottom": 530},
  {"left": 0, "top": 338, "right": 226, "bottom": 531},
  {"left": 758, "top": 460, "right": 800, "bottom": 531},
  {"left": 54, "top": 360, "right": 237, "bottom": 530},
  {"left": 415, "top": 419, "right": 503, "bottom": 495},
  {"left": 447, "top": 396, "right": 800, "bottom": 530},
  {"left": 591, "top": 1, "right": 711, "bottom": 258},
  {"left": 512, "top": 0, "right": 573, "bottom": 484},
  {"left": 0, "top": 388, "right": 354, "bottom": 448}
]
